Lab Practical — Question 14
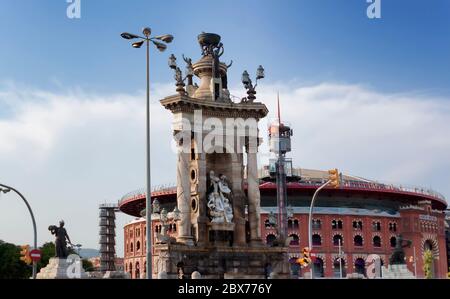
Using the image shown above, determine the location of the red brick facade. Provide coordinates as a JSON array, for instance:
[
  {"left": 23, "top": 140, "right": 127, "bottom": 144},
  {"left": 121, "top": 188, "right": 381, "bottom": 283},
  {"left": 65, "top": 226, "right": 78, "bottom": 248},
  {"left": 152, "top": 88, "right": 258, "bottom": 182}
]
[{"left": 123, "top": 205, "right": 447, "bottom": 278}]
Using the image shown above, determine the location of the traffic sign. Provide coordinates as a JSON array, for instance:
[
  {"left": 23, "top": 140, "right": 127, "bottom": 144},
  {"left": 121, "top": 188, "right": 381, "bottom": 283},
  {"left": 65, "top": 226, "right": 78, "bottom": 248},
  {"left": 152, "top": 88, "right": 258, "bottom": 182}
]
[{"left": 29, "top": 249, "right": 42, "bottom": 262}]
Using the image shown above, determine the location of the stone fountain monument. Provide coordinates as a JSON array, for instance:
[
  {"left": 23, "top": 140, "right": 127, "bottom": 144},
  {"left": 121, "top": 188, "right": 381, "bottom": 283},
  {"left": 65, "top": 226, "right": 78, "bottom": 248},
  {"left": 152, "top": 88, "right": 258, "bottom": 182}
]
[{"left": 154, "top": 33, "right": 290, "bottom": 279}]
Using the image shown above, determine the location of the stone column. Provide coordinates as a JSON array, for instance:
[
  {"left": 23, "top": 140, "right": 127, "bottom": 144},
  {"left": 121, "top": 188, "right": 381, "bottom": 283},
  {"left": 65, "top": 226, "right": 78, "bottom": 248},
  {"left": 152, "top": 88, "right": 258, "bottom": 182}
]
[
  {"left": 195, "top": 151, "right": 208, "bottom": 246},
  {"left": 176, "top": 138, "right": 194, "bottom": 245},
  {"left": 231, "top": 153, "right": 246, "bottom": 246},
  {"left": 247, "top": 143, "right": 262, "bottom": 244}
]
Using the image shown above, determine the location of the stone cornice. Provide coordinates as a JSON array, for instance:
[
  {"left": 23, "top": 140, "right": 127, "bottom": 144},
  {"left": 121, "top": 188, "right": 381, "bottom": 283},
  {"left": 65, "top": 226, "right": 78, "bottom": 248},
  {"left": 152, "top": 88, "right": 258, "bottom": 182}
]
[{"left": 160, "top": 94, "right": 269, "bottom": 119}]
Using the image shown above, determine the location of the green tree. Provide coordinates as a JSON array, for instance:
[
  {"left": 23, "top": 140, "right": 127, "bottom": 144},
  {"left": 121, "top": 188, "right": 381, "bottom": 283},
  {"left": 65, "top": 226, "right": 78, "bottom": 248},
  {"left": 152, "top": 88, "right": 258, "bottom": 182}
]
[
  {"left": 423, "top": 249, "right": 434, "bottom": 279},
  {"left": 0, "top": 240, "right": 32, "bottom": 279}
]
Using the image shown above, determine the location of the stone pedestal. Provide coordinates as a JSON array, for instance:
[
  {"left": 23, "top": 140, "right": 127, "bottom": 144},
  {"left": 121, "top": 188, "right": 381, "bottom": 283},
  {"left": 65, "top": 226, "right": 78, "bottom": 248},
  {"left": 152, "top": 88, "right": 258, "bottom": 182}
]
[
  {"left": 346, "top": 273, "right": 366, "bottom": 279},
  {"left": 382, "top": 264, "right": 415, "bottom": 279},
  {"left": 36, "top": 258, "right": 88, "bottom": 279},
  {"left": 154, "top": 243, "right": 290, "bottom": 279},
  {"left": 103, "top": 271, "right": 130, "bottom": 279}
]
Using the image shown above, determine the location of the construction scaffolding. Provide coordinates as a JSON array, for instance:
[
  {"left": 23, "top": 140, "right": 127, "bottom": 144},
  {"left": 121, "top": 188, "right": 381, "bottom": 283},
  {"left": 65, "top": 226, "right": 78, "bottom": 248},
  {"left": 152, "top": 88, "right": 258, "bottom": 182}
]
[{"left": 99, "top": 203, "right": 118, "bottom": 272}]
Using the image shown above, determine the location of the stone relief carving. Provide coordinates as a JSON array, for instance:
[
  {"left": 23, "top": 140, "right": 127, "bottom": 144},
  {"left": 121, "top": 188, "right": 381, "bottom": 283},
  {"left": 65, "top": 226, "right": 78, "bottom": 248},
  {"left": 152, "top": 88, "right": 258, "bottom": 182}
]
[{"left": 207, "top": 170, "right": 233, "bottom": 223}]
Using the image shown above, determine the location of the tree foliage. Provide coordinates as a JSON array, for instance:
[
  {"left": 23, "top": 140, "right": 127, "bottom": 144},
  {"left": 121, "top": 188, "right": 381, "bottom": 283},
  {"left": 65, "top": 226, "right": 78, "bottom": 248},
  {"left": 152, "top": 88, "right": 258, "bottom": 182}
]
[
  {"left": 0, "top": 240, "right": 80, "bottom": 278},
  {"left": 423, "top": 249, "right": 434, "bottom": 279},
  {"left": 0, "top": 240, "right": 32, "bottom": 279}
]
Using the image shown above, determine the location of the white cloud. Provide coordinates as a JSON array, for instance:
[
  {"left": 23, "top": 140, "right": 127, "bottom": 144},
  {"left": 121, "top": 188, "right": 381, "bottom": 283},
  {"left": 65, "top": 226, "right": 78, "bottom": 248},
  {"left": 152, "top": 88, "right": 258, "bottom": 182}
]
[
  {"left": 0, "top": 81, "right": 449, "bottom": 256},
  {"left": 253, "top": 83, "right": 450, "bottom": 191}
]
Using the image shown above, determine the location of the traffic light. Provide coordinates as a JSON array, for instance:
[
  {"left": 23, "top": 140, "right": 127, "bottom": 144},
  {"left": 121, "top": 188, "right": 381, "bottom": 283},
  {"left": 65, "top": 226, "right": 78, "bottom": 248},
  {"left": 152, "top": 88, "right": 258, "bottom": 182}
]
[
  {"left": 297, "top": 247, "right": 312, "bottom": 267},
  {"left": 328, "top": 168, "right": 340, "bottom": 188},
  {"left": 20, "top": 245, "right": 32, "bottom": 265}
]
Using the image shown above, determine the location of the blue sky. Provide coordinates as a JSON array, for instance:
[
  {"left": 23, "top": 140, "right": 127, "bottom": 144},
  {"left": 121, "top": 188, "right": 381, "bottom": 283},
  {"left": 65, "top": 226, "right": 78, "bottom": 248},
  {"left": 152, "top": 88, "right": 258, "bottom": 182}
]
[
  {"left": 1, "top": 0, "right": 450, "bottom": 254},
  {"left": 0, "top": 0, "right": 449, "bottom": 96}
]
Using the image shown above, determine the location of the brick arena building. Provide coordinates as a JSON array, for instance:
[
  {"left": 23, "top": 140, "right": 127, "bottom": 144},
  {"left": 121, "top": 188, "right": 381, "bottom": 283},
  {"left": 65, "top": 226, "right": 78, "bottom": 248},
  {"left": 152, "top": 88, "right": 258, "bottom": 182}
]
[{"left": 118, "top": 167, "right": 448, "bottom": 279}]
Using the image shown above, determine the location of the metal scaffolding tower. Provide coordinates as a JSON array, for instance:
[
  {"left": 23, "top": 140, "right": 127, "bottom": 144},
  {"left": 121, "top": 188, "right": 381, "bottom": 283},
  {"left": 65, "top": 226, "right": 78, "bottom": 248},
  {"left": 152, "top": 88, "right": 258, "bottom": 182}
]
[{"left": 99, "top": 203, "right": 118, "bottom": 272}]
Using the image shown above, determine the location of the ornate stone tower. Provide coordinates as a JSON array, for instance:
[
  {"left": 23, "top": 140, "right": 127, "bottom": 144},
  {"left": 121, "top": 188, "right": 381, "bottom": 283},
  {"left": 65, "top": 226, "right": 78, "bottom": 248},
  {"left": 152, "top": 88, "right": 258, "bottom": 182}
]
[{"left": 155, "top": 33, "right": 289, "bottom": 279}]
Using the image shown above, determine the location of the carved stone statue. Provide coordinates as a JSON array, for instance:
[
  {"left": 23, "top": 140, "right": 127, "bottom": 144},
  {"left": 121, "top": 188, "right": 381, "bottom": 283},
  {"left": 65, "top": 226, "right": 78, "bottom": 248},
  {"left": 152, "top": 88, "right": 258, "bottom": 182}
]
[
  {"left": 182, "top": 54, "right": 192, "bottom": 68},
  {"left": 207, "top": 171, "right": 233, "bottom": 223},
  {"left": 48, "top": 220, "right": 72, "bottom": 258},
  {"left": 156, "top": 208, "right": 173, "bottom": 244},
  {"left": 174, "top": 67, "right": 183, "bottom": 83},
  {"left": 212, "top": 43, "right": 224, "bottom": 79},
  {"left": 389, "top": 234, "right": 412, "bottom": 265}
]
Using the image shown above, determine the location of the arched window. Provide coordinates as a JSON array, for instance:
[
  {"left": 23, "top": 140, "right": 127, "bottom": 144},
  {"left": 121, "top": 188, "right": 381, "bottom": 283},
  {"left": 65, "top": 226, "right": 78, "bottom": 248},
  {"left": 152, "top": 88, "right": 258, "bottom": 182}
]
[
  {"left": 312, "top": 234, "right": 322, "bottom": 246},
  {"left": 389, "top": 222, "right": 397, "bottom": 232},
  {"left": 353, "top": 221, "right": 363, "bottom": 230},
  {"left": 390, "top": 236, "right": 396, "bottom": 248},
  {"left": 354, "top": 258, "right": 366, "bottom": 276},
  {"left": 293, "top": 219, "right": 299, "bottom": 229},
  {"left": 372, "top": 221, "right": 381, "bottom": 231},
  {"left": 287, "top": 219, "right": 293, "bottom": 229},
  {"left": 333, "top": 234, "right": 343, "bottom": 246},
  {"left": 424, "top": 240, "right": 433, "bottom": 251},
  {"left": 313, "top": 258, "right": 324, "bottom": 278},
  {"left": 129, "top": 262, "right": 132, "bottom": 276},
  {"left": 289, "top": 234, "right": 299, "bottom": 246},
  {"left": 332, "top": 220, "right": 344, "bottom": 230},
  {"left": 333, "top": 258, "right": 346, "bottom": 278},
  {"left": 173, "top": 223, "right": 177, "bottom": 232},
  {"left": 266, "top": 234, "right": 277, "bottom": 246},
  {"left": 130, "top": 242, "right": 134, "bottom": 252},
  {"left": 136, "top": 241, "right": 141, "bottom": 251},
  {"left": 135, "top": 262, "right": 140, "bottom": 279},
  {"left": 373, "top": 236, "right": 381, "bottom": 247},
  {"left": 312, "top": 219, "right": 321, "bottom": 230},
  {"left": 354, "top": 235, "right": 363, "bottom": 247}
]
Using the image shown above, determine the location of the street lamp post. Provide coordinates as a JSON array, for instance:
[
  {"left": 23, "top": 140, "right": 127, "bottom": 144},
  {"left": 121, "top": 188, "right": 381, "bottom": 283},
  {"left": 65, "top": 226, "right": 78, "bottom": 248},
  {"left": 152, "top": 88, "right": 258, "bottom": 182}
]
[
  {"left": 0, "top": 183, "right": 37, "bottom": 279},
  {"left": 120, "top": 27, "right": 173, "bottom": 279},
  {"left": 308, "top": 179, "right": 331, "bottom": 279}
]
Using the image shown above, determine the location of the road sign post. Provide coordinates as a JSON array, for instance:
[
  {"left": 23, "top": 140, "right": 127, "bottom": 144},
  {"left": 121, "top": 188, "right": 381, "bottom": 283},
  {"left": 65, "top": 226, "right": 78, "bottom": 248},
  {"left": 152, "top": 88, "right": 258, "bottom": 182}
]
[{"left": 29, "top": 249, "right": 42, "bottom": 263}]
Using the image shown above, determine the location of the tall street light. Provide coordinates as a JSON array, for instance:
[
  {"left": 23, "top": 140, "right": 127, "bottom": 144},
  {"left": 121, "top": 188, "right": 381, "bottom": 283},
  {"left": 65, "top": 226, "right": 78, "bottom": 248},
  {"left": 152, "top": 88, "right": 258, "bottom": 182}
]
[
  {"left": 0, "top": 183, "right": 37, "bottom": 279},
  {"left": 120, "top": 27, "right": 173, "bottom": 279},
  {"left": 308, "top": 169, "right": 340, "bottom": 279}
]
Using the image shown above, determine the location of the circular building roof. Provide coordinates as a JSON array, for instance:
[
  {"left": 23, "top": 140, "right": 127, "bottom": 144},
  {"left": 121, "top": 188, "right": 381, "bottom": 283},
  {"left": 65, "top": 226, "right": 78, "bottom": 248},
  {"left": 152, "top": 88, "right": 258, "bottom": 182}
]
[{"left": 118, "top": 169, "right": 447, "bottom": 217}]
